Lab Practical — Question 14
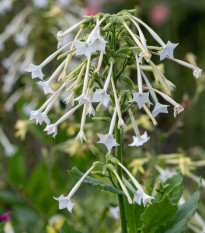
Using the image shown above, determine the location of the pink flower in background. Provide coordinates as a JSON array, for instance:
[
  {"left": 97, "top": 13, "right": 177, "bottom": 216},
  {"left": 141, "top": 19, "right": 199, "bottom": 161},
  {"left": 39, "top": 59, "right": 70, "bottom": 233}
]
[
  {"left": 85, "top": 2, "right": 101, "bottom": 16},
  {"left": 149, "top": 3, "right": 170, "bottom": 26},
  {"left": 0, "top": 211, "right": 12, "bottom": 222}
]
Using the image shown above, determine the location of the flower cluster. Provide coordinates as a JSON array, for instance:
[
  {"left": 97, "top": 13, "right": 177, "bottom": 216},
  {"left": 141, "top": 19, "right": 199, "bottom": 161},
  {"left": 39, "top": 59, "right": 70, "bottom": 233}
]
[{"left": 25, "top": 10, "right": 202, "bottom": 152}]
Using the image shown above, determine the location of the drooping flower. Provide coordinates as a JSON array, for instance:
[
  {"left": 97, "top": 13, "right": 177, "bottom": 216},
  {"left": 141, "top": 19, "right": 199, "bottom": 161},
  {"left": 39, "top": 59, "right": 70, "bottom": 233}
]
[
  {"left": 30, "top": 110, "right": 50, "bottom": 125},
  {"left": 92, "top": 62, "right": 113, "bottom": 107},
  {"left": 156, "top": 166, "right": 175, "bottom": 182},
  {"left": 53, "top": 195, "right": 75, "bottom": 213},
  {"left": 131, "top": 92, "right": 152, "bottom": 110},
  {"left": 129, "top": 131, "right": 150, "bottom": 147},
  {"left": 97, "top": 108, "right": 119, "bottom": 151},
  {"left": 44, "top": 124, "right": 58, "bottom": 138},
  {"left": 158, "top": 41, "right": 179, "bottom": 60},
  {"left": 37, "top": 81, "right": 55, "bottom": 95},
  {"left": 54, "top": 165, "right": 96, "bottom": 213},
  {"left": 132, "top": 16, "right": 178, "bottom": 60},
  {"left": 25, "top": 42, "right": 72, "bottom": 79}
]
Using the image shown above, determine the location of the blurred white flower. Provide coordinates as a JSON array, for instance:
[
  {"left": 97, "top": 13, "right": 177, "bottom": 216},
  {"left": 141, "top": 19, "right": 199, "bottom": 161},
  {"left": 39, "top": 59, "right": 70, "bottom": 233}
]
[
  {"left": 109, "top": 206, "right": 119, "bottom": 219},
  {"left": 0, "top": 128, "right": 17, "bottom": 157},
  {"left": 14, "top": 32, "right": 28, "bottom": 46},
  {"left": 57, "top": 0, "right": 71, "bottom": 7},
  {"left": 33, "top": 0, "right": 48, "bottom": 8},
  {"left": 30, "top": 110, "right": 50, "bottom": 125}
]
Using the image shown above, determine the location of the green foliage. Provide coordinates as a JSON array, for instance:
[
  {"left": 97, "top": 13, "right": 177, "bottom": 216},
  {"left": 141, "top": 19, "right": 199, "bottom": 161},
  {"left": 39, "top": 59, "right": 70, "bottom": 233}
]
[
  {"left": 141, "top": 196, "right": 178, "bottom": 233},
  {"left": 156, "top": 187, "right": 201, "bottom": 233},
  {"left": 68, "top": 167, "right": 123, "bottom": 195},
  {"left": 60, "top": 220, "right": 82, "bottom": 233},
  {"left": 123, "top": 173, "right": 200, "bottom": 233}
]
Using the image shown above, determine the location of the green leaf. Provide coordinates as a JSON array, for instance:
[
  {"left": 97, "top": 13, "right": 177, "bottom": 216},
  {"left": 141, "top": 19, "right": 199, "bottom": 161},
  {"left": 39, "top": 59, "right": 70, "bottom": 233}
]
[
  {"left": 121, "top": 76, "right": 135, "bottom": 87},
  {"left": 155, "top": 172, "right": 183, "bottom": 205},
  {"left": 155, "top": 187, "right": 200, "bottom": 233},
  {"left": 125, "top": 200, "right": 145, "bottom": 232},
  {"left": 68, "top": 167, "right": 123, "bottom": 195},
  {"left": 141, "top": 196, "right": 178, "bottom": 233},
  {"left": 92, "top": 117, "right": 111, "bottom": 123},
  {"left": 61, "top": 220, "right": 82, "bottom": 233}
]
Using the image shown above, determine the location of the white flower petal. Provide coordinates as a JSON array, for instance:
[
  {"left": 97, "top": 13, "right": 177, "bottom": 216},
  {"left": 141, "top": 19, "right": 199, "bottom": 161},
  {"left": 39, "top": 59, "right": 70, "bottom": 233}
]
[
  {"left": 129, "top": 131, "right": 150, "bottom": 147},
  {"left": 131, "top": 92, "right": 152, "bottom": 109},
  {"left": 91, "top": 89, "right": 110, "bottom": 107},
  {"left": 44, "top": 124, "right": 57, "bottom": 138},
  {"left": 97, "top": 133, "right": 119, "bottom": 151},
  {"left": 29, "top": 110, "right": 50, "bottom": 125},
  {"left": 25, "top": 63, "right": 44, "bottom": 80},
  {"left": 37, "top": 81, "right": 55, "bottom": 95},
  {"left": 152, "top": 102, "right": 169, "bottom": 117},
  {"left": 158, "top": 41, "right": 178, "bottom": 60},
  {"left": 174, "top": 104, "right": 184, "bottom": 117},
  {"left": 53, "top": 195, "right": 75, "bottom": 213}
]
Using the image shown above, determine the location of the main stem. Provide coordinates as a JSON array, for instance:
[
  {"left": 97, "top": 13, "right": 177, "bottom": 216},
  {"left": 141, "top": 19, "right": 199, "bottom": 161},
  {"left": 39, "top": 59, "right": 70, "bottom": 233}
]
[{"left": 115, "top": 117, "right": 128, "bottom": 233}]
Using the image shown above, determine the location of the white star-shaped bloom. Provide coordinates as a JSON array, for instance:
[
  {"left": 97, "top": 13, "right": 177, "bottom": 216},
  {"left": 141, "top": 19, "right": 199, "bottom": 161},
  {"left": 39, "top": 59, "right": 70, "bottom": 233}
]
[
  {"left": 129, "top": 131, "right": 150, "bottom": 147},
  {"left": 72, "top": 41, "right": 92, "bottom": 58},
  {"left": 131, "top": 92, "right": 152, "bottom": 109},
  {"left": 91, "top": 89, "right": 110, "bottom": 107},
  {"left": 44, "top": 124, "right": 57, "bottom": 138},
  {"left": 33, "top": 0, "right": 48, "bottom": 8},
  {"left": 53, "top": 195, "right": 75, "bottom": 213},
  {"left": 158, "top": 41, "right": 178, "bottom": 60},
  {"left": 133, "top": 190, "right": 143, "bottom": 205},
  {"left": 133, "top": 190, "right": 154, "bottom": 206},
  {"left": 25, "top": 63, "right": 44, "bottom": 80},
  {"left": 152, "top": 102, "right": 169, "bottom": 117},
  {"left": 37, "top": 81, "right": 55, "bottom": 95},
  {"left": 158, "top": 168, "right": 175, "bottom": 183},
  {"left": 89, "top": 31, "right": 107, "bottom": 54},
  {"left": 193, "top": 67, "right": 202, "bottom": 79},
  {"left": 97, "top": 133, "right": 119, "bottom": 151},
  {"left": 109, "top": 206, "right": 119, "bottom": 220},
  {"left": 75, "top": 130, "right": 86, "bottom": 143},
  {"left": 174, "top": 104, "right": 184, "bottom": 118},
  {"left": 86, "top": 103, "right": 95, "bottom": 117},
  {"left": 30, "top": 110, "right": 50, "bottom": 125},
  {"left": 74, "top": 95, "right": 90, "bottom": 106},
  {"left": 14, "top": 32, "right": 28, "bottom": 47}
]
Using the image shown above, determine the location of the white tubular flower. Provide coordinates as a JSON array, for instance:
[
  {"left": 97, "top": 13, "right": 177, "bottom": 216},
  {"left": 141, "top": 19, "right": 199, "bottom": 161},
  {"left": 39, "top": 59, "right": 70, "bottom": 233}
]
[
  {"left": 128, "top": 109, "right": 150, "bottom": 147},
  {"left": 75, "top": 55, "right": 91, "bottom": 106},
  {"left": 111, "top": 78, "right": 126, "bottom": 130},
  {"left": 0, "top": 127, "right": 17, "bottom": 157},
  {"left": 44, "top": 104, "right": 82, "bottom": 137},
  {"left": 123, "top": 22, "right": 151, "bottom": 62},
  {"left": 86, "top": 90, "right": 95, "bottom": 116},
  {"left": 141, "top": 71, "right": 169, "bottom": 117},
  {"left": 33, "top": 0, "right": 48, "bottom": 8},
  {"left": 73, "top": 18, "right": 106, "bottom": 58},
  {"left": 44, "top": 124, "right": 57, "bottom": 138},
  {"left": 171, "top": 58, "right": 202, "bottom": 79},
  {"left": 76, "top": 104, "right": 87, "bottom": 143},
  {"left": 97, "top": 109, "right": 119, "bottom": 151},
  {"left": 54, "top": 165, "right": 95, "bottom": 213},
  {"left": 92, "top": 62, "right": 113, "bottom": 107},
  {"left": 119, "top": 163, "right": 154, "bottom": 206},
  {"left": 25, "top": 42, "right": 72, "bottom": 79},
  {"left": 132, "top": 16, "right": 178, "bottom": 60},
  {"left": 129, "top": 131, "right": 150, "bottom": 147},
  {"left": 30, "top": 110, "right": 50, "bottom": 125},
  {"left": 156, "top": 166, "right": 175, "bottom": 182},
  {"left": 145, "top": 87, "right": 184, "bottom": 117},
  {"left": 37, "top": 81, "right": 55, "bottom": 95},
  {"left": 131, "top": 56, "right": 152, "bottom": 109},
  {"left": 57, "top": 20, "right": 84, "bottom": 48},
  {"left": 37, "top": 60, "right": 66, "bottom": 95},
  {"left": 112, "top": 170, "right": 133, "bottom": 204}
]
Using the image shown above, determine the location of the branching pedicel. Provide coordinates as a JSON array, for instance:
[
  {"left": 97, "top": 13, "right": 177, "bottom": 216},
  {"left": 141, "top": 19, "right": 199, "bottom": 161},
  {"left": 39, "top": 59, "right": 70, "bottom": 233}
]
[{"left": 25, "top": 9, "right": 202, "bottom": 222}]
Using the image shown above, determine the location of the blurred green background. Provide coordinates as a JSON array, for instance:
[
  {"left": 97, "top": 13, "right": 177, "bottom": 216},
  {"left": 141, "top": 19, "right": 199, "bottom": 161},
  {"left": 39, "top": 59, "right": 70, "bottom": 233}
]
[{"left": 0, "top": 0, "right": 205, "bottom": 232}]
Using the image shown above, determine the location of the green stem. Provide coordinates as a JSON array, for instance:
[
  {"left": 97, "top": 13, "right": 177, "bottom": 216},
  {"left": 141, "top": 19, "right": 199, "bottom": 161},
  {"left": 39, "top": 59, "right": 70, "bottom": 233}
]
[{"left": 115, "top": 117, "right": 128, "bottom": 233}]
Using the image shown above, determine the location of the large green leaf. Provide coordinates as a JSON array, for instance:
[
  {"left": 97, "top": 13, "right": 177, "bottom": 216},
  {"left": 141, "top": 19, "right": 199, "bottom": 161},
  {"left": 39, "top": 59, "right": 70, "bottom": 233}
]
[
  {"left": 68, "top": 167, "right": 123, "bottom": 195},
  {"left": 61, "top": 220, "right": 82, "bottom": 233},
  {"left": 141, "top": 196, "right": 178, "bottom": 233},
  {"left": 155, "top": 187, "right": 200, "bottom": 233},
  {"left": 155, "top": 172, "right": 183, "bottom": 205},
  {"left": 125, "top": 200, "right": 145, "bottom": 233}
]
